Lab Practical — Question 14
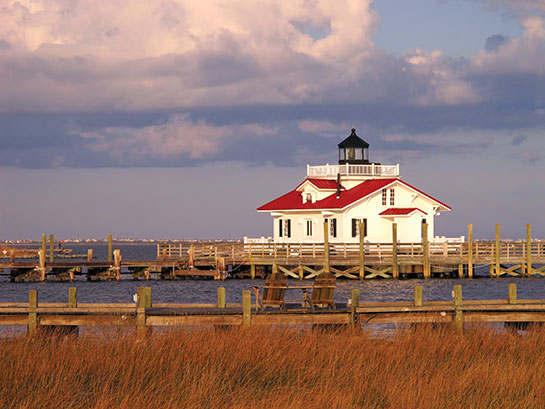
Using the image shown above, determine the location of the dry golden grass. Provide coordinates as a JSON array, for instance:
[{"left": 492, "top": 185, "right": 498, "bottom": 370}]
[{"left": 2, "top": 325, "right": 545, "bottom": 409}]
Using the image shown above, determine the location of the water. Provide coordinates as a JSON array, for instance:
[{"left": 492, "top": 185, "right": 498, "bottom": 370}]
[{"left": 1, "top": 244, "right": 545, "bottom": 304}]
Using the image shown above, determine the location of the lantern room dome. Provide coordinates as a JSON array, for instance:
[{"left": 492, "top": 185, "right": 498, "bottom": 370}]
[{"left": 338, "top": 128, "right": 370, "bottom": 165}]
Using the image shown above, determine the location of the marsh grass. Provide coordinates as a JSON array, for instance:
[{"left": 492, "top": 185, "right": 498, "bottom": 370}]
[{"left": 2, "top": 325, "right": 545, "bottom": 408}]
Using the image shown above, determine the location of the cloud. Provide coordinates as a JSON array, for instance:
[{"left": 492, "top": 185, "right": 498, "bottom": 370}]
[
  {"left": 485, "top": 34, "right": 508, "bottom": 51},
  {"left": 76, "top": 113, "right": 278, "bottom": 161},
  {"left": 297, "top": 119, "right": 353, "bottom": 135},
  {"left": 511, "top": 134, "right": 528, "bottom": 145}
]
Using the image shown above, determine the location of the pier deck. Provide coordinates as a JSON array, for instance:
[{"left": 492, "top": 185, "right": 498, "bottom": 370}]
[{"left": 2, "top": 284, "right": 545, "bottom": 335}]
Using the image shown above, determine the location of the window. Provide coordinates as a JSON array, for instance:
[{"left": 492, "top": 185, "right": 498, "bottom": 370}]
[
  {"left": 347, "top": 148, "right": 355, "bottom": 160},
  {"left": 339, "top": 149, "right": 345, "bottom": 161},
  {"left": 390, "top": 188, "right": 395, "bottom": 206},
  {"left": 306, "top": 220, "right": 313, "bottom": 236},
  {"left": 355, "top": 148, "right": 362, "bottom": 160},
  {"left": 330, "top": 218, "right": 337, "bottom": 238},
  {"left": 382, "top": 189, "right": 387, "bottom": 206},
  {"left": 278, "top": 219, "right": 283, "bottom": 237},
  {"left": 352, "top": 218, "right": 367, "bottom": 238},
  {"left": 306, "top": 193, "right": 312, "bottom": 203},
  {"left": 284, "top": 219, "right": 291, "bottom": 238}
]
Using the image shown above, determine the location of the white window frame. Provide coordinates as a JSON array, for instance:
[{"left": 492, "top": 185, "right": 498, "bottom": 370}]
[
  {"left": 390, "top": 188, "right": 395, "bottom": 206},
  {"left": 381, "top": 189, "right": 387, "bottom": 206}
]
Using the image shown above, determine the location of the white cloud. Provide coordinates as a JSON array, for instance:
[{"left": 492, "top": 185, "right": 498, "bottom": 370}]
[
  {"left": 77, "top": 114, "right": 278, "bottom": 160},
  {"left": 472, "top": 16, "right": 545, "bottom": 74}
]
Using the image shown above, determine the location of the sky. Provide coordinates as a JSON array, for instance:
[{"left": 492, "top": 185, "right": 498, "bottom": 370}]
[{"left": 1, "top": 0, "right": 544, "bottom": 240}]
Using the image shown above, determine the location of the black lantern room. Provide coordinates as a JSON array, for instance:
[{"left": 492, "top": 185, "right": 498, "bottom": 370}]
[{"left": 338, "top": 128, "right": 370, "bottom": 165}]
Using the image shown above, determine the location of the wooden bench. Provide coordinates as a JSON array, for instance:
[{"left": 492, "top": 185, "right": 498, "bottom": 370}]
[
  {"left": 306, "top": 273, "right": 336, "bottom": 311},
  {"left": 254, "top": 272, "right": 288, "bottom": 311}
]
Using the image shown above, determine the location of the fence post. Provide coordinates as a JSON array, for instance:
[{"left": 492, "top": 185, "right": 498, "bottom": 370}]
[
  {"left": 467, "top": 223, "right": 473, "bottom": 278},
  {"left": 527, "top": 224, "right": 532, "bottom": 277},
  {"left": 114, "top": 249, "right": 121, "bottom": 281},
  {"left": 494, "top": 224, "right": 501, "bottom": 278},
  {"left": 28, "top": 289, "right": 38, "bottom": 336},
  {"left": 136, "top": 287, "right": 151, "bottom": 338},
  {"left": 422, "top": 223, "right": 430, "bottom": 279},
  {"left": 217, "top": 287, "right": 226, "bottom": 308},
  {"left": 392, "top": 223, "right": 398, "bottom": 279},
  {"left": 49, "top": 234, "right": 54, "bottom": 263},
  {"left": 242, "top": 290, "right": 252, "bottom": 327},
  {"left": 108, "top": 234, "right": 113, "bottom": 263},
  {"left": 323, "top": 220, "right": 330, "bottom": 274},
  {"left": 359, "top": 221, "right": 365, "bottom": 280},
  {"left": 38, "top": 249, "right": 46, "bottom": 281},
  {"left": 508, "top": 283, "right": 517, "bottom": 304},
  {"left": 350, "top": 289, "right": 360, "bottom": 327},
  {"left": 69, "top": 287, "right": 78, "bottom": 308},
  {"left": 453, "top": 285, "right": 463, "bottom": 333},
  {"left": 414, "top": 286, "right": 423, "bottom": 307}
]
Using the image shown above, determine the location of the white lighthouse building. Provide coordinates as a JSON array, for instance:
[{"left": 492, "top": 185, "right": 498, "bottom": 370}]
[{"left": 257, "top": 129, "right": 451, "bottom": 243}]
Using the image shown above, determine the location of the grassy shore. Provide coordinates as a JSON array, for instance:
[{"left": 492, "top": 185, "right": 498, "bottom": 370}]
[{"left": 2, "top": 325, "right": 545, "bottom": 409}]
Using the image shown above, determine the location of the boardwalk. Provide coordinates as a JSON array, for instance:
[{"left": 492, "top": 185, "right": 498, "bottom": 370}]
[
  {"left": 2, "top": 284, "right": 545, "bottom": 336},
  {"left": 1, "top": 224, "right": 544, "bottom": 281}
]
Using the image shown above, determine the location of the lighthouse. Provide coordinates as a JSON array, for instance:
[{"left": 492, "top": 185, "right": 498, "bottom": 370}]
[{"left": 257, "top": 129, "right": 451, "bottom": 243}]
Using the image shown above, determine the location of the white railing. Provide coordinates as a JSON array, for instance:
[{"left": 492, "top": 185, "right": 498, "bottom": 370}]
[{"left": 307, "top": 163, "right": 400, "bottom": 178}]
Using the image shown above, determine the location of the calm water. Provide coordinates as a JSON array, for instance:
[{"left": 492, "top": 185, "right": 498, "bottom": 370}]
[{"left": 1, "top": 244, "right": 545, "bottom": 304}]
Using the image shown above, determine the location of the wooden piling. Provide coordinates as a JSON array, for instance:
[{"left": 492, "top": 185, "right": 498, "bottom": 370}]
[
  {"left": 467, "top": 223, "right": 474, "bottom": 278},
  {"left": 9, "top": 249, "right": 15, "bottom": 263},
  {"left": 323, "top": 220, "right": 330, "bottom": 274},
  {"left": 217, "top": 287, "right": 226, "bottom": 308},
  {"left": 414, "top": 286, "right": 423, "bottom": 307},
  {"left": 359, "top": 221, "right": 365, "bottom": 280},
  {"left": 392, "top": 223, "right": 399, "bottom": 279},
  {"left": 249, "top": 254, "right": 255, "bottom": 279},
  {"left": 28, "top": 289, "right": 38, "bottom": 336},
  {"left": 136, "top": 287, "right": 151, "bottom": 338},
  {"left": 494, "top": 224, "right": 501, "bottom": 278},
  {"left": 527, "top": 224, "right": 532, "bottom": 277},
  {"left": 69, "top": 287, "right": 78, "bottom": 308},
  {"left": 189, "top": 244, "right": 195, "bottom": 268},
  {"left": 87, "top": 249, "right": 93, "bottom": 262},
  {"left": 38, "top": 249, "right": 46, "bottom": 281},
  {"left": 113, "top": 249, "right": 121, "bottom": 281},
  {"left": 49, "top": 234, "right": 54, "bottom": 263},
  {"left": 350, "top": 289, "right": 360, "bottom": 327},
  {"left": 242, "top": 290, "right": 251, "bottom": 327},
  {"left": 108, "top": 234, "right": 112, "bottom": 263},
  {"left": 422, "top": 223, "right": 430, "bottom": 279},
  {"left": 458, "top": 264, "right": 464, "bottom": 279},
  {"left": 453, "top": 285, "right": 463, "bottom": 332},
  {"left": 508, "top": 283, "right": 517, "bottom": 304},
  {"left": 41, "top": 234, "right": 46, "bottom": 258}
]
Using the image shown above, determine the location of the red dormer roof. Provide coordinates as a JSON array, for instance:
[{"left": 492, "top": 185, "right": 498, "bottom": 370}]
[
  {"left": 379, "top": 208, "right": 427, "bottom": 216},
  {"left": 257, "top": 178, "right": 451, "bottom": 212},
  {"left": 295, "top": 178, "right": 344, "bottom": 190}
]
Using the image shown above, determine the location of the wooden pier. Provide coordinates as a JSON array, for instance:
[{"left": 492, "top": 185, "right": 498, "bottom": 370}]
[
  {"left": 2, "top": 284, "right": 545, "bottom": 336},
  {"left": 1, "top": 223, "right": 544, "bottom": 281}
]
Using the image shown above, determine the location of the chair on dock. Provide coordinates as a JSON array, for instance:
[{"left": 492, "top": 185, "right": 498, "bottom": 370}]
[
  {"left": 306, "top": 273, "right": 336, "bottom": 311},
  {"left": 254, "top": 272, "right": 288, "bottom": 311}
]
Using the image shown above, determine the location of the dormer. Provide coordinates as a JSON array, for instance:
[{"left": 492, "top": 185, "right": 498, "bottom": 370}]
[{"left": 296, "top": 178, "right": 344, "bottom": 203}]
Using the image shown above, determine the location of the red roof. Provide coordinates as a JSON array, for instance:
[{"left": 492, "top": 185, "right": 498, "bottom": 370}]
[
  {"left": 257, "top": 178, "right": 451, "bottom": 212},
  {"left": 379, "top": 208, "right": 427, "bottom": 216},
  {"left": 295, "top": 178, "right": 343, "bottom": 190}
]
